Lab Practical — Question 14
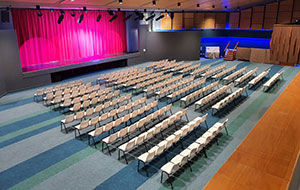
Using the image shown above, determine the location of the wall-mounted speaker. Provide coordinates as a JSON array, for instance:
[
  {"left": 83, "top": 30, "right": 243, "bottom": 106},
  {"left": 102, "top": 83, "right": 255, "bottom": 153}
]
[{"left": 1, "top": 11, "right": 10, "bottom": 23}]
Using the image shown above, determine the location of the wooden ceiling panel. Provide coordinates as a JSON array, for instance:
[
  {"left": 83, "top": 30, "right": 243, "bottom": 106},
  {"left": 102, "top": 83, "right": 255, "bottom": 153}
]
[{"left": 0, "top": 0, "right": 269, "bottom": 11}]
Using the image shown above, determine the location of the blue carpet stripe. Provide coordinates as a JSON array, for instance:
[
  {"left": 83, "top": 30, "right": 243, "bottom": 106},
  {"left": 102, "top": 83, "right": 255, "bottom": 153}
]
[
  {"left": 0, "top": 122, "right": 60, "bottom": 149},
  {"left": 0, "top": 111, "right": 60, "bottom": 137},
  {"left": 0, "top": 139, "right": 88, "bottom": 190},
  {"left": 0, "top": 97, "right": 33, "bottom": 112}
]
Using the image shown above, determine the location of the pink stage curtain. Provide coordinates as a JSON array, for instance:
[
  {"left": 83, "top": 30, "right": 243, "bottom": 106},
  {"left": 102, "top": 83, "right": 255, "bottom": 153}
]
[{"left": 11, "top": 9, "right": 127, "bottom": 67}]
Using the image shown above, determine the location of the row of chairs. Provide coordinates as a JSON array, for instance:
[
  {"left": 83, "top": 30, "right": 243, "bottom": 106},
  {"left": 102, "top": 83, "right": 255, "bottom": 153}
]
[
  {"left": 60, "top": 94, "right": 133, "bottom": 133},
  {"left": 57, "top": 88, "right": 112, "bottom": 108},
  {"left": 119, "top": 109, "right": 188, "bottom": 164},
  {"left": 160, "top": 119, "right": 229, "bottom": 189},
  {"left": 147, "top": 59, "right": 169, "bottom": 68},
  {"left": 171, "top": 62, "right": 193, "bottom": 72},
  {"left": 34, "top": 79, "right": 83, "bottom": 100},
  {"left": 66, "top": 90, "right": 121, "bottom": 112},
  {"left": 212, "top": 65, "right": 237, "bottom": 80},
  {"left": 222, "top": 67, "right": 246, "bottom": 83},
  {"left": 167, "top": 78, "right": 206, "bottom": 102},
  {"left": 201, "top": 64, "right": 227, "bottom": 78},
  {"left": 190, "top": 65, "right": 211, "bottom": 77},
  {"left": 121, "top": 71, "right": 164, "bottom": 88},
  {"left": 154, "top": 60, "right": 177, "bottom": 71},
  {"left": 248, "top": 68, "right": 270, "bottom": 88},
  {"left": 113, "top": 69, "right": 154, "bottom": 87},
  {"left": 179, "top": 64, "right": 201, "bottom": 75},
  {"left": 85, "top": 100, "right": 159, "bottom": 145},
  {"left": 212, "top": 86, "right": 248, "bottom": 115},
  {"left": 97, "top": 67, "right": 145, "bottom": 84},
  {"left": 101, "top": 104, "right": 173, "bottom": 155},
  {"left": 195, "top": 83, "right": 233, "bottom": 111},
  {"left": 132, "top": 73, "right": 172, "bottom": 93},
  {"left": 46, "top": 85, "right": 107, "bottom": 106},
  {"left": 138, "top": 113, "right": 208, "bottom": 177},
  {"left": 180, "top": 80, "right": 219, "bottom": 107},
  {"left": 234, "top": 67, "right": 258, "bottom": 86},
  {"left": 155, "top": 76, "right": 195, "bottom": 100},
  {"left": 143, "top": 75, "right": 183, "bottom": 97},
  {"left": 263, "top": 70, "right": 284, "bottom": 91}
]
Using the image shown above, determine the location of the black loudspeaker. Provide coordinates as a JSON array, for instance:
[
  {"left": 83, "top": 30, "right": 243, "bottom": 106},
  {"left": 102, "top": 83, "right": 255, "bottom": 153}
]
[{"left": 1, "top": 11, "right": 10, "bottom": 23}]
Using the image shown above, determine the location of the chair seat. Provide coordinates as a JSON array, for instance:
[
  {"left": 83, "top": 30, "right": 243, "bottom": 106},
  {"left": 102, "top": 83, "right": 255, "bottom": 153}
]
[
  {"left": 88, "top": 130, "right": 96, "bottom": 137},
  {"left": 180, "top": 149, "right": 191, "bottom": 157},
  {"left": 74, "top": 124, "right": 81, "bottom": 130},
  {"left": 61, "top": 119, "right": 66, "bottom": 123},
  {"left": 170, "top": 154, "right": 184, "bottom": 165},
  {"left": 119, "top": 142, "right": 128, "bottom": 152},
  {"left": 138, "top": 152, "right": 149, "bottom": 163},
  {"left": 149, "top": 146, "right": 159, "bottom": 154},
  {"left": 158, "top": 140, "right": 168, "bottom": 148},
  {"left": 161, "top": 162, "right": 175, "bottom": 174},
  {"left": 102, "top": 136, "right": 110, "bottom": 144},
  {"left": 196, "top": 137, "right": 208, "bottom": 145}
]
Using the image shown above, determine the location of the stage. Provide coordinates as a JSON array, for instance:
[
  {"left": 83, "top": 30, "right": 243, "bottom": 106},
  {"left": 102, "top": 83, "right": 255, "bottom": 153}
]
[{"left": 22, "top": 52, "right": 140, "bottom": 78}]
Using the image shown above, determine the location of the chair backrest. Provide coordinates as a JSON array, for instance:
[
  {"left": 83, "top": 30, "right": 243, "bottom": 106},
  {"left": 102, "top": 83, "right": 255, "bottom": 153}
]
[
  {"left": 107, "top": 133, "right": 118, "bottom": 143},
  {"left": 104, "top": 122, "right": 113, "bottom": 132},
  {"left": 114, "top": 118, "right": 122, "bottom": 127},
  {"left": 79, "top": 120, "right": 89, "bottom": 129},
  {"left": 128, "top": 123, "right": 137, "bottom": 133},
  {"left": 90, "top": 116, "right": 99, "bottom": 126},
  {"left": 170, "top": 163, "right": 180, "bottom": 174},
  {"left": 100, "top": 112, "right": 108, "bottom": 121},
  {"left": 123, "top": 114, "right": 130, "bottom": 122},
  {"left": 65, "top": 114, "right": 74, "bottom": 123},
  {"left": 75, "top": 111, "right": 84, "bottom": 120},
  {"left": 118, "top": 127, "right": 128, "bottom": 138},
  {"left": 94, "top": 104, "right": 103, "bottom": 113},
  {"left": 103, "top": 101, "right": 110, "bottom": 109},
  {"left": 135, "top": 134, "right": 146, "bottom": 145},
  {"left": 146, "top": 151, "right": 155, "bottom": 162}
]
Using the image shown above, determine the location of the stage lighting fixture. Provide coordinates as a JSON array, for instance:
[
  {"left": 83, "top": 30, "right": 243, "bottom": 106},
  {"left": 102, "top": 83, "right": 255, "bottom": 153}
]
[
  {"left": 57, "top": 14, "right": 64, "bottom": 24},
  {"left": 152, "top": 1, "right": 156, "bottom": 6},
  {"left": 165, "top": 9, "right": 168, "bottom": 13},
  {"left": 78, "top": 14, "right": 84, "bottom": 23},
  {"left": 50, "top": 9, "right": 54, "bottom": 12},
  {"left": 60, "top": 10, "right": 65, "bottom": 14},
  {"left": 197, "top": 4, "right": 200, "bottom": 8},
  {"left": 177, "top": 2, "right": 181, "bottom": 7},
  {"left": 134, "top": 13, "right": 144, "bottom": 21},
  {"left": 144, "top": 9, "right": 147, "bottom": 12},
  {"left": 83, "top": 7, "right": 87, "bottom": 12},
  {"left": 225, "top": 5, "right": 227, "bottom": 9},
  {"left": 97, "top": 14, "right": 102, "bottom": 22},
  {"left": 109, "top": 15, "right": 118, "bottom": 22},
  {"left": 119, "top": 0, "right": 122, "bottom": 4},
  {"left": 212, "top": 5, "right": 215, "bottom": 8},
  {"left": 37, "top": 12, "right": 42, "bottom": 17},
  {"left": 155, "top": 14, "right": 164, "bottom": 21},
  {"left": 71, "top": 12, "right": 76, "bottom": 17},
  {"left": 108, "top": 10, "right": 115, "bottom": 16},
  {"left": 6, "top": 7, "right": 9, "bottom": 11},
  {"left": 118, "top": 8, "right": 121, "bottom": 11},
  {"left": 123, "top": 14, "right": 132, "bottom": 22},
  {"left": 145, "top": 14, "right": 155, "bottom": 21},
  {"left": 36, "top": 5, "right": 40, "bottom": 10}
]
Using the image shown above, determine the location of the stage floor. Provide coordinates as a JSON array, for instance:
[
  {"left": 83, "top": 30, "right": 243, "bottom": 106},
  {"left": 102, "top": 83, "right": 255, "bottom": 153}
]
[{"left": 22, "top": 53, "right": 131, "bottom": 73}]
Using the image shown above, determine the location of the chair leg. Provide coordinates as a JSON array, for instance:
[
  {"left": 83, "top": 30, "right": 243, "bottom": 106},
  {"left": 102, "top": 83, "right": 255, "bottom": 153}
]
[
  {"left": 224, "top": 126, "right": 229, "bottom": 135},
  {"left": 185, "top": 114, "right": 189, "bottom": 122},
  {"left": 188, "top": 161, "right": 193, "bottom": 172},
  {"left": 124, "top": 151, "right": 128, "bottom": 164},
  {"left": 205, "top": 120, "right": 209, "bottom": 129},
  {"left": 137, "top": 160, "right": 140, "bottom": 171},
  {"left": 203, "top": 148, "right": 208, "bottom": 158},
  {"left": 161, "top": 171, "right": 164, "bottom": 183},
  {"left": 92, "top": 137, "right": 96, "bottom": 148},
  {"left": 107, "top": 144, "right": 112, "bottom": 155}
]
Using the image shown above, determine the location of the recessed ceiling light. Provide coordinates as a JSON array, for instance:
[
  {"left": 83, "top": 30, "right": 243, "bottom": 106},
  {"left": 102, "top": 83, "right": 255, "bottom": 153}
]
[{"left": 177, "top": 2, "right": 181, "bottom": 7}]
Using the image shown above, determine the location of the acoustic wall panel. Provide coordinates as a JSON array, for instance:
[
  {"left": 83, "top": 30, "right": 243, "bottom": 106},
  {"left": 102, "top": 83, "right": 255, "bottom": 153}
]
[
  {"left": 194, "top": 12, "right": 205, "bottom": 29},
  {"left": 277, "top": 0, "right": 293, "bottom": 24},
  {"left": 160, "top": 13, "right": 171, "bottom": 30},
  {"left": 251, "top": 6, "right": 264, "bottom": 29},
  {"left": 173, "top": 13, "right": 183, "bottom": 29},
  {"left": 292, "top": 0, "right": 300, "bottom": 22},
  {"left": 215, "top": 13, "right": 226, "bottom": 29},
  {"left": 184, "top": 13, "right": 194, "bottom": 29},
  {"left": 229, "top": 12, "right": 239, "bottom": 28},
  {"left": 240, "top": 8, "right": 251, "bottom": 29},
  {"left": 204, "top": 13, "right": 215, "bottom": 29},
  {"left": 264, "top": 2, "right": 278, "bottom": 29}
]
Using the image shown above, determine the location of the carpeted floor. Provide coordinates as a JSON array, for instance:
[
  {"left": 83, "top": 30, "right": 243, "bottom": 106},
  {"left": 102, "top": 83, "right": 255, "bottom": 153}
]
[{"left": 0, "top": 59, "right": 299, "bottom": 190}]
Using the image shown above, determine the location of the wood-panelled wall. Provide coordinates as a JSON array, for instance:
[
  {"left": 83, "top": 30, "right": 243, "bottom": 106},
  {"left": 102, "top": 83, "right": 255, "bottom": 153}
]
[
  {"left": 228, "top": 0, "right": 300, "bottom": 30},
  {"left": 160, "top": 12, "right": 226, "bottom": 30}
]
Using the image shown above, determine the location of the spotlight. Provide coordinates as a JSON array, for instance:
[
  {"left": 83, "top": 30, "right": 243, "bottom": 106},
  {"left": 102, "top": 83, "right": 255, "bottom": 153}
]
[
  {"left": 50, "top": 9, "right": 54, "bottom": 12},
  {"left": 119, "top": 0, "right": 122, "bottom": 4},
  {"left": 144, "top": 9, "right": 147, "bottom": 12},
  {"left": 177, "top": 2, "right": 181, "bottom": 7},
  {"left": 36, "top": 5, "right": 40, "bottom": 10},
  {"left": 37, "top": 12, "right": 42, "bottom": 17},
  {"left": 123, "top": 14, "right": 132, "bottom": 22},
  {"left": 197, "top": 4, "right": 200, "bottom": 8},
  {"left": 78, "top": 14, "right": 84, "bottom": 23},
  {"left": 155, "top": 14, "right": 164, "bottom": 21},
  {"left": 97, "top": 14, "right": 101, "bottom": 22},
  {"left": 152, "top": 0, "right": 156, "bottom": 6},
  {"left": 212, "top": 5, "right": 215, "bottom": 8},
  {"left": 145, "top": 14, "right": 155, "bottom": 21},
  {"left": 118, "top": 8, "right": 121, "bottom": 12},
  {"left": 165, "top": 9, "right": 168, "bottom": 13},
  {"left": 57, "top": 14, "right": 64, "bottom": 24},
  {"left": 225, "top": 5, "right": 227, "bottom": 9},
  {"left": 83, "top": 7, "right": 87, "bottom": 12},
  {"left": 60, "top": 10, "right": 65, "bottom": 14},
  {"left": 71, "top": 12, "right": 76, "bottom": 17},
  {"left": 108, "top": 10, "right": 115, "bottom": 16},
  {"left": 109, "top": 15, "right": 118, "bottom": 22}
]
